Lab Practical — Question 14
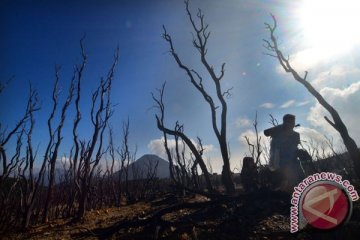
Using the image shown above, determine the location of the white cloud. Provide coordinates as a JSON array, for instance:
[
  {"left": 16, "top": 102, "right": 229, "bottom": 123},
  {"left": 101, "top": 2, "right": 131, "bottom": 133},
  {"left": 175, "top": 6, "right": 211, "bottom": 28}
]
[
  {"left": 235, "top": 117, "right": 251, "bottom": 128},
  {"left": 148, "top": 137, "right": 168, "bottom": 160},
  {"left": 280, "top": 99, "right": 295, "bottom": 108},
  {"left": 321, "top": 82, "right": 360, "bottom": 100},
  {"left": 259, "top": 102, "right": 275, "bottom": 109},
  {"left": 297, "top": 100, "right": 310, "bottom": 107},
  {"left": 307, "top": 81, "right": 360, "bottom": 150},
  {"left": 297, "top": 126, "right": 331, "bottom": 149},
  {"left": 311, "top": 65, "right": 360, "bottom": 89}
]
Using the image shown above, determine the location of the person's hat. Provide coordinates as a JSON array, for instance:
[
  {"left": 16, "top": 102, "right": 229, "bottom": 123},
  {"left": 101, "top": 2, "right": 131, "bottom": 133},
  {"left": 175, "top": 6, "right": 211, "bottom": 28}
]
[{"left": 283, "top": 114, "right": 295, "bottom": 123}]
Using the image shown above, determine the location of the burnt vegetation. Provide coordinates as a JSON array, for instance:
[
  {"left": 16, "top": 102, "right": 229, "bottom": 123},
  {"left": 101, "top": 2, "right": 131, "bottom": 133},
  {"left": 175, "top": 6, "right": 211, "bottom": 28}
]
[{"left": 1, "top": 1, "right": 360, "bottom": 239}]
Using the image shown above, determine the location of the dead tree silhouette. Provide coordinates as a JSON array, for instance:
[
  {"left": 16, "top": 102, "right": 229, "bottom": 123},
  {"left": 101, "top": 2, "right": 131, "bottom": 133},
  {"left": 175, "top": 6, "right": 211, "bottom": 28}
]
[
  {"left": 10, "top": 84, "right": 41, "bottom": 229},
  {"left": 70, "top": 39, "right": 119, "bottom": 221},
  {"left": 152, "top": 83, "right": 214, "bottom": 193},
  {"left": 0, "top": 79, "right": 37, "bottom": 184},
  {"left": 264, "top": 15, "right": 360, "bottom": 179},
  {"left": 0, "top": 40, "right": 144, "bottom": 231},
  {"left": 161, "top": 0, "right": 235, "bottom": 193},
  {"left": 43, "top": 66, "right": 75, "bottom": 223}
]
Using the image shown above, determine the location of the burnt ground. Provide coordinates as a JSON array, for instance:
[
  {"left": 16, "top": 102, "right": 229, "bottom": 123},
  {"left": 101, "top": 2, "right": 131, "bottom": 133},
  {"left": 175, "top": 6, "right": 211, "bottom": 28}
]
[{"left": 3, "top": 189, "right": 360, "bottom": 240}]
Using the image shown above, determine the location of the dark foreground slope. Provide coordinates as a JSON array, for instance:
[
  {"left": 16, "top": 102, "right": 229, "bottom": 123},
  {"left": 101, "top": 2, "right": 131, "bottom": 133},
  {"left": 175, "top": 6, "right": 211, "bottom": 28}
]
[{"left": 4, "top": 189, "right": 360, "bottom": 240}]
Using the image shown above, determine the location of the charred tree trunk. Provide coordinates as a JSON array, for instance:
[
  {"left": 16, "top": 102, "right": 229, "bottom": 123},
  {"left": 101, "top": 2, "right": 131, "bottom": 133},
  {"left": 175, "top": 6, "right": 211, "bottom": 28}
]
[
  {"left": 161, "top": 0, "right": 235, "bottom": 193},
  {"left": 77, "top": 178, "right": 89, "bottom": 220}
]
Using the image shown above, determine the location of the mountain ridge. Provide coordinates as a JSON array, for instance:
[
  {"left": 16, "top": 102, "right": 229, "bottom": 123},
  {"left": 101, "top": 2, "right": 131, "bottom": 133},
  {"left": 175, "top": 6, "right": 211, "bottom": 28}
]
[{"left": 114, "top": 154, "right": 170, "bottom": 180}]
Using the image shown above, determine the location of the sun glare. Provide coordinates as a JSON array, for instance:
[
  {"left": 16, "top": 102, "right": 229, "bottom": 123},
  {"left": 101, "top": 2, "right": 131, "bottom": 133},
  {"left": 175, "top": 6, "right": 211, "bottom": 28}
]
[{"left": 298, "top": 0, "right": 360, "bottom": 55}]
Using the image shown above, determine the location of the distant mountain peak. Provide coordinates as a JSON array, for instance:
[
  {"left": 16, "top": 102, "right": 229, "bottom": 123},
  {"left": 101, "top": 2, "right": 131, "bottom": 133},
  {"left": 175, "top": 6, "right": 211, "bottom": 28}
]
[
  {"left": 136, "top": 154, "right": 168, "bottom": 163},
  {"left": 114, "top": 154, "right": 170, "bottom": 180}
]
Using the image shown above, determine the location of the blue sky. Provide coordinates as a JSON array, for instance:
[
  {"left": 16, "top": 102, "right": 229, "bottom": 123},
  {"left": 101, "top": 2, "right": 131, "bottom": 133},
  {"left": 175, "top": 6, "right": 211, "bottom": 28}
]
[{"left": 1, "top": 0, "right": 360, "bottom": 173}]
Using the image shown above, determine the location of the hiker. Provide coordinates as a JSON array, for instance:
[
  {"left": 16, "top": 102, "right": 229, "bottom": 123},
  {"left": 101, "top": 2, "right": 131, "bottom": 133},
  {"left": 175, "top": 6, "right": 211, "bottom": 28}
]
[
  {"left": 240, "top": 157, "right": 258, "bottom": 192},
  {"left": 264, "top": 114, "right": 304, "bottom": 188}
]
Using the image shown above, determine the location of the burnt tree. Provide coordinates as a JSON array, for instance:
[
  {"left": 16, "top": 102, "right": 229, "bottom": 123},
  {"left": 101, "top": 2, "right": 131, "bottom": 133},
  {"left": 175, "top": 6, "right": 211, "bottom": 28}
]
[
  {"left": 152, "top": 83, "right": 213, "bottom": 192},
  {"left": 264, "top": 15, "right": 360, "bottom": 178},
  {"left": 70, "top": 40, "right": 119, "bottom": 221},
  {"left": 0, "top": 80, "right": 40, "bottom": 230},
  {"left": 114, "top": 119, "right": 137, "bottom": 203},
  {"left": 0, "top": 78, "right": 34, "bottom": 183},
  {"left": 43, "top": 66, "right": 75, "bottom": 223},
  {"left": 161, "top": 0, "right": 234, "bottom": 193},
  {"left": 18, "top": 84, "right": 41, "bottom": 229}
]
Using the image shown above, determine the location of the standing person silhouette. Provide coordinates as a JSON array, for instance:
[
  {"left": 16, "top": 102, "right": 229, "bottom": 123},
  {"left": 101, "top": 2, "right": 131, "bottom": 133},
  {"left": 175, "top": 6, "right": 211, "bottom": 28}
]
[{"left": 264, "top": 114, "right": 304, "bottom": 188}]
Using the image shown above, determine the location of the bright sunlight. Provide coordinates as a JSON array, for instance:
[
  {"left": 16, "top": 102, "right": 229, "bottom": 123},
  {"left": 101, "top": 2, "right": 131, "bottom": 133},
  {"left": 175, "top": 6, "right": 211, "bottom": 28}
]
[{"left": 298, "top": 0, "right": 360, "bottom": 55}]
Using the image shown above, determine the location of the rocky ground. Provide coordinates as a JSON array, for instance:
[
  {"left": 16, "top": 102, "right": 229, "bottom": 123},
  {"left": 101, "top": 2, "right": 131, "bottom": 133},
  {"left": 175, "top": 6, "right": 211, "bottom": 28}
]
[{"left": 3, "top": 190, "right": 360, "bottom": 240}]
